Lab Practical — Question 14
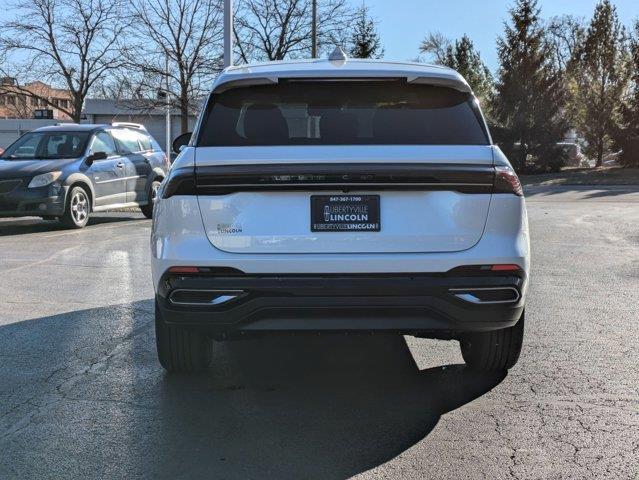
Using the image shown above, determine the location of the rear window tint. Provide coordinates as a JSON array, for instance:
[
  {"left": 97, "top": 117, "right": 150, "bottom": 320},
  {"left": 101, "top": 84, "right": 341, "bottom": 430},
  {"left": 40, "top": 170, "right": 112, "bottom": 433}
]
[
  {"left": 139, "top": 134, "right": 152, "bottom": 151},
  {"left": 197, "top": 81, "right": 488, "bottom": 146},
  {"left": 91, "top": 131, "right": 118, "bottom": 157}
]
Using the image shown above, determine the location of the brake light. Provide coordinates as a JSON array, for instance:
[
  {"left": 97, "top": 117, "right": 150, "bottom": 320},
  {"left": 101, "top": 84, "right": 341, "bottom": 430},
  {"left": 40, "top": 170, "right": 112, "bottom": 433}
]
[{"left": 494, "top": 166, "right": 523, "bottom": 196}]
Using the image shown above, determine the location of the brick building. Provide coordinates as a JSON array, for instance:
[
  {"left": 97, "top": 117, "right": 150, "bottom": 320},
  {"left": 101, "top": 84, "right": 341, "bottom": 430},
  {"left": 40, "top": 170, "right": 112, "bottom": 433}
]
[{"left": 0, "top": 78, "right": 73, "bottom": 120}]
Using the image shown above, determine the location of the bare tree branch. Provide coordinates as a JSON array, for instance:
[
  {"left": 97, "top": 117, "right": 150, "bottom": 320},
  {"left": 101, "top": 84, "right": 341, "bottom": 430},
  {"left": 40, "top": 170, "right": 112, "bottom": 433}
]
[
  {"left": 234, "top": 0, "right": 354, "bottom": 62},
  {"left": 119, "top": 0, "right": 224, "bottom": 133},
  {"left": 418, "top": 31, "right": 452, "bottom": 64},
  {"left": 0, "top": 0, "right": 128, "bottom": 121},
  {"left": 546, "top": 15, "right": 586, "bottom": 73}
]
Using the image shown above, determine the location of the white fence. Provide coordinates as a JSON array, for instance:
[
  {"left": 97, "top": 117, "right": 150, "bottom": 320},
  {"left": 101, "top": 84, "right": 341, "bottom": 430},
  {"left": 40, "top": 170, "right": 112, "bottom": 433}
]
[{"left": 0, "top": 119, "right": 59, "bottom": 149}]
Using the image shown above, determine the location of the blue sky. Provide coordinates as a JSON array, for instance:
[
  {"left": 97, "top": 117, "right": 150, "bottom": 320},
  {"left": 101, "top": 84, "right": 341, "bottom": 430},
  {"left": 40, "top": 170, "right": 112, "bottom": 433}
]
[{"left": 363, "top": 0, "right": 639, "bottom": 72}]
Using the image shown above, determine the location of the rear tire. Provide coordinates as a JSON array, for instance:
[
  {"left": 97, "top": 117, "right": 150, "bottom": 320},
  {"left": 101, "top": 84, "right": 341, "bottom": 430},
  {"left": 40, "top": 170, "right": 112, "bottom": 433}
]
[
  {"left": 141, "top": 180, "right": 161, "bottom": 219},
  {"left": 60, "top": 186, "right": 90, "bottom": 228},
  {"left": 460, "top": 311, "right": 525, "bottom": 372},
  {"left": 155, "top": 300, "right": 212, "bottom": 372}
]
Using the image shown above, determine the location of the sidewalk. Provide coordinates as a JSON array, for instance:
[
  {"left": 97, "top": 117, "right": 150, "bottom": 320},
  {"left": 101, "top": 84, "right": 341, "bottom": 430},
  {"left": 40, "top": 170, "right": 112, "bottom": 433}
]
[{"left": 521, "top": 166, "right": 639, "bottom": 187}]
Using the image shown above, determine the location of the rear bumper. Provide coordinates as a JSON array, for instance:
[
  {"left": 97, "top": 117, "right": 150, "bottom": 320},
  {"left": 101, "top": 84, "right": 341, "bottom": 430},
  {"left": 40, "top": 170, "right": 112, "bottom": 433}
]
[{"left": 156, "top": 272, "right": 526, "bottom": 337}]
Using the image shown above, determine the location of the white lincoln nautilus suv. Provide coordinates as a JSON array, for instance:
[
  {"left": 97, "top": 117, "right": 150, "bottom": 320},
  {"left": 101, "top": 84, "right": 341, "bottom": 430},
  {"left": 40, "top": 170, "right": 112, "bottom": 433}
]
[{"left": 151, "top": 55, "right": 530, "bottom": 373}]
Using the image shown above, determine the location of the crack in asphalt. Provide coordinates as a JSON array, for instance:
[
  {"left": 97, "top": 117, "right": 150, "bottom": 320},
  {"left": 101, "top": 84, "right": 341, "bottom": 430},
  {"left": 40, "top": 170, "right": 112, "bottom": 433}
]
[
  {"left": 1, "top": 202, "right": 638, "bottom": 479},
  {"left": 1, "top": 309, "right": 154, "bottom": 441}
]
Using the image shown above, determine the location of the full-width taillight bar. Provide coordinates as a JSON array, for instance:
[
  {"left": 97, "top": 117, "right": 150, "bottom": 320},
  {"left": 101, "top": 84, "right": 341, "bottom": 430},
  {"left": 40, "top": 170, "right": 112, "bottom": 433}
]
[{"left": 162, "top": 164, "right": 525, "bottom": 198}]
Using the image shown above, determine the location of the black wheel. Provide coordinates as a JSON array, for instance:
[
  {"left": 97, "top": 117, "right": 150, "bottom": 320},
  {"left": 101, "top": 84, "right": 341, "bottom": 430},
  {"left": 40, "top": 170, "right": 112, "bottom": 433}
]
[
  {"left": 60, "top": 186, "right": 90, "bottom": 228},
  {"left": 155, "top": 300, "right": 212, "bottom": 372},
  {"left": 141, "top": 180, "right": 161, "bottom": 219},
  {"left": 460, "top": 311, "right": 525, "bottom": 372}
]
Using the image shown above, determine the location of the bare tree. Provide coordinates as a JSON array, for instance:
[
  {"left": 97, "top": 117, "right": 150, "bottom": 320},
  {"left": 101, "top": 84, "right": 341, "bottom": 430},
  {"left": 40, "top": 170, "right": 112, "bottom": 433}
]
[
  {"left": 233, "top": 0, "right": 353, "bottom": 63},
  {"left": 0, "top": 0, "right": 127, "bottom": 122},
  {"left": 418, "top": 31, "right": 452, "bottom": 64},
  {"left": 124, "top": 0, "right": 224, "bottom": 134},
  {"left": 546, "top": 15, "right": 586, "bottom": 73}
]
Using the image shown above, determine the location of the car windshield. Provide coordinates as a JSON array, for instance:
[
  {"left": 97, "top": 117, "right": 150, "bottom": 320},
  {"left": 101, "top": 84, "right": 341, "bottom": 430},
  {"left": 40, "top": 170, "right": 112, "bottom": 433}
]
[
  {"left": 198, "top": 81, "right": 489, "bottom": 146},
  {"left": 1, "top": 131, "right": 90, "bottom": 160}
]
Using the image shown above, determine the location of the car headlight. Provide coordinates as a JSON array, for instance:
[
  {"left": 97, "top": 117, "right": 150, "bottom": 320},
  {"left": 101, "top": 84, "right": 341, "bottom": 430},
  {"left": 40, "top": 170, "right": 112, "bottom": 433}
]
[{"left": 28, "top": 171, "right": 62, "bottom": 188}]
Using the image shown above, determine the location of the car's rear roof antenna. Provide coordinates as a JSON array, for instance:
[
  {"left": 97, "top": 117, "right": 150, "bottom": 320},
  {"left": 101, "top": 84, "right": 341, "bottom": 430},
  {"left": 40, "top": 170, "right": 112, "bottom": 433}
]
[{"left": 328, "top": 46, "right": 348, "bottom": 63}]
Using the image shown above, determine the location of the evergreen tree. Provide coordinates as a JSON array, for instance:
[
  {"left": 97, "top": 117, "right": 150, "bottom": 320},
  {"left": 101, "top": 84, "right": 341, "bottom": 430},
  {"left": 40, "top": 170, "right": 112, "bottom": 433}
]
[
  {"left": 444, "top": 35, "right": 493, "bottom": 104},
  {"left": 493, "top": 0, "right": 569, "bottom": 172},
  {"left": 575, "top": 0, "right": 629, "bottom": 167},
  {"left": 615, "top": 21, "right": 639, "bottom": 167},
  {"left": 419, "top": 33, "right": 493, "bottom": 104},
  {"left": 349, "top": 4, "right": 383, "bottom": 59}
]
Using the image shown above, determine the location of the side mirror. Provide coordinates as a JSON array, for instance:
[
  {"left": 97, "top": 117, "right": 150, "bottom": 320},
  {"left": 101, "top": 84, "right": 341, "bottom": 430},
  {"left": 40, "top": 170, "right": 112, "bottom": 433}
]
[
  {"left": 172, "top": 132, "right": 192, "bottom": 154},
  {"left": 86, "top": 151, "right": 108, "bottom": 165}
]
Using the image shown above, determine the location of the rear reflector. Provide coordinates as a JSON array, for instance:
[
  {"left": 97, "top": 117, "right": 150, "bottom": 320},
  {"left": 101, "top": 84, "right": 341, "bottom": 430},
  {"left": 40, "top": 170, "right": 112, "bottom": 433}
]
[
  {"left": 168, "top": 266, "right": 200, "bottom": 274},
  {"left": 447, "top": 264, "right": 523, "bottom": 276},
  {"left": 490, "top": 264, "right": 521, "bottom": 271}
]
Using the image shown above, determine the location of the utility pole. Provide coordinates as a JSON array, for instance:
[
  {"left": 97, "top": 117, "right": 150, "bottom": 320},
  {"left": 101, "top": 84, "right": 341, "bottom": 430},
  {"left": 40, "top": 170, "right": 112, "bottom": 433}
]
[
  {"left": 224, "top": 0, "right": 233, "bottom": 68},
  {"left": 164, "top": 54, "right": 171, "bottom": 160},
  {"left": 311, "top": 0, "right": 317, "bottom": 58}
]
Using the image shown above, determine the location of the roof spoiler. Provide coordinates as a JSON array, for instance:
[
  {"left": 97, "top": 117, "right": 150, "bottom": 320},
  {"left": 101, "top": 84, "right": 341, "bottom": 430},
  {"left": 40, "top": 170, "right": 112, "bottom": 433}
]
[
  {"left": 212, "top": 74, "right": 471, "bottom": 94},
  {"left": 112, "top": 122, "right": 146, "bottom": 130},
  {"left": 406, "top": 75, "right": 472, "bottom": 93},
  {"left": 213, "top": 77, "right": 278, "bottom": 94}
]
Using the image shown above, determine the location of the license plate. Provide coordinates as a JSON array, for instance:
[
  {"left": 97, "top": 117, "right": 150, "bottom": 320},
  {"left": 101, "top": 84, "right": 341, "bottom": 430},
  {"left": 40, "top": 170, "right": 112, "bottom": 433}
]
[{"left": 311, "top": 195, "right": 380, "bottom": 232}]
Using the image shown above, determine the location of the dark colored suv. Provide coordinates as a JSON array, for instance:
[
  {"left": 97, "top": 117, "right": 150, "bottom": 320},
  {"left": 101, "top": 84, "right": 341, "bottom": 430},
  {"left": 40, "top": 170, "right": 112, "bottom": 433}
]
[{"left": 0, "top": 123, "right": 169, "bottom": 228}]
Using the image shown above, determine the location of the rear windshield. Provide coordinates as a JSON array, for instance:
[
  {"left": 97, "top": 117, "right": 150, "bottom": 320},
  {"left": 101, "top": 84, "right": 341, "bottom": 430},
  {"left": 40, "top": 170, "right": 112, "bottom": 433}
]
[{"left": 197, "top": 81, "right": 489, "bottom": 146}]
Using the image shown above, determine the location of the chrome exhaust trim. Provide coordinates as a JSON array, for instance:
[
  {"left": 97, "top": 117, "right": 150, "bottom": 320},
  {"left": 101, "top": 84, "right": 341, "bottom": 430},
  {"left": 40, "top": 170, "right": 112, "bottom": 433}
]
[
  {"left": 169, "top": 289, "right": 246, "bottom": 306},
  {"left": 449, "top": 287, "right": 520, "bottom": 305}
]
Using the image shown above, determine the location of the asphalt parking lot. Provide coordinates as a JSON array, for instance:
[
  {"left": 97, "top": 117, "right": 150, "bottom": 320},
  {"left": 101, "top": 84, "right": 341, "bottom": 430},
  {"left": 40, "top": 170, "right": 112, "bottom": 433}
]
[{"left": 1, "top": 185, "right": 638, "bottom": 479}]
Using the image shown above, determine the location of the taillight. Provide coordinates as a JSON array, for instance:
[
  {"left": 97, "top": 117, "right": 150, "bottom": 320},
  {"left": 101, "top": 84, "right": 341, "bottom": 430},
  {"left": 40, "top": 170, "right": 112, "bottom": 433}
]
[
  {"left": 161, "top": 167, "right": 196, "bottom": 198},
  {"left": 494, "top": 166, "right": 523, "bottom": 196}
]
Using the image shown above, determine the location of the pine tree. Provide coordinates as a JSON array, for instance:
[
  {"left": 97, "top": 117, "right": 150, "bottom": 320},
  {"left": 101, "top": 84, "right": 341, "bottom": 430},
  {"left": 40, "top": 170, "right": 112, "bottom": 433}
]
[
  {"left": 493, "top": 0, "right": 569, "bottom": 172},
  {"left": 615, "top": 21, "right": 639, "bottom": 167},
  {"left": 419, "top": 33, "right": 493, "bottom": 104},
  {"left": 349, "top": 4, "right": 383, "bottom": 59},
  {"left": 443, "top": 35, "right": 493, "bottom": 104},
  {"left": 575, "top": 0, "right": 629, "bottom": 167}
]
